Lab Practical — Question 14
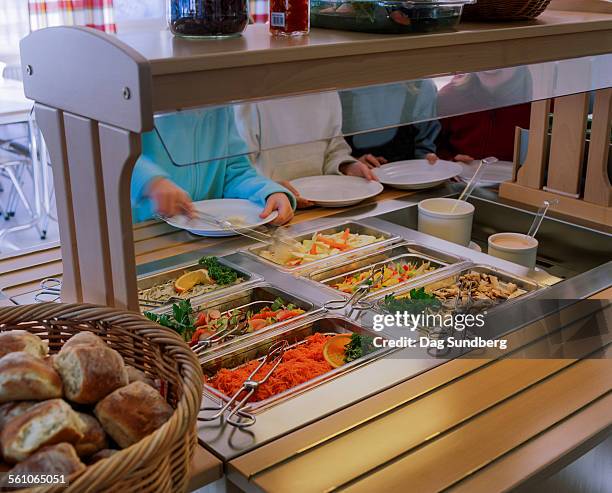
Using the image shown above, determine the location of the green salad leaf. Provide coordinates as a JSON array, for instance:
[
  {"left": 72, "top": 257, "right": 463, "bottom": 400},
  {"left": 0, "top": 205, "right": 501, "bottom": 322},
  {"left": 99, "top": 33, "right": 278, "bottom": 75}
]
[
  {"left": 381, "top": 288, "right": 440, "bottom": 314},
  {"left": 145, "top": 299, "right": 195, "bottom": 341},
  {"left": 198, "top": 256, "right": 239, "bottom": 285},
  {"left": 344, "top": 333, "right": 376, "bottom": 363}
]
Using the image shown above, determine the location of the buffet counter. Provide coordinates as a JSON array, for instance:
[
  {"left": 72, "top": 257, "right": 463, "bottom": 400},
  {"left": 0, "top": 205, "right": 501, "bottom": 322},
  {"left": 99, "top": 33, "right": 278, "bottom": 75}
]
[{"left": 3, "top": 186, "right": 609, "bottom": 491}]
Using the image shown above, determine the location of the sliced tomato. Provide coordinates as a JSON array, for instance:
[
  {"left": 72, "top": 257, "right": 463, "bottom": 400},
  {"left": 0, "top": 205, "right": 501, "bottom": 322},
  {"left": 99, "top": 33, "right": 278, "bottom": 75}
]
[
  {"left": 309, "top": 243, "right": 318, "bottom": 255},
  {"left": 191, "top": 328, "right": 215, "bottom": 344},
  {"left": 250, "top": 310, "right": 279, "bottom": 320},
  {"left": 195, "top": 312, "right": 209, "bottom": 327},
  {"left": 248, "top": 318, "right": 269, "bottom": 331},
  {"left": 276, "top": 309, "right": 304, "bottom": 321}
]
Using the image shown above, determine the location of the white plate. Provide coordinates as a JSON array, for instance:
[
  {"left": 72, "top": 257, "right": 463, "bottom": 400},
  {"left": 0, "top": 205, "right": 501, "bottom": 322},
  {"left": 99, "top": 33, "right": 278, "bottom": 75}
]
[
  {"left": 290, "top": 175, "right": 384, "bottom": 207},
  {"left": 459, "top": 160, "right": 514, "bottom": 187},
  {"left": 163, "top": 199, "right": 278, "bottom": 237},
  {"left": 373, "top": 159, "right": 463, "bottom": 190}
]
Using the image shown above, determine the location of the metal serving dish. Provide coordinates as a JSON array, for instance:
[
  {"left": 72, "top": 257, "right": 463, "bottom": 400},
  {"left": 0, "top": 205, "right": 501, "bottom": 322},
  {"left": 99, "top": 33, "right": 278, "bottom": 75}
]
[
  {"left": 137, "top": 256, "right": 260, "bottom": 311},
  {"left": 378, "top": 264, "right": 543, "bottom": 315},
  {"left": 247, "top": 221, "right": 399, "bottom": 274},
  {"left": 149, "top": 284, "right": 321, "bottom": 355},
  {"left": 200, "top": 314, "right": 390, "bottom": 414},
  {"left": 309, "top": 242, "right": 468, "bottom": 300}
]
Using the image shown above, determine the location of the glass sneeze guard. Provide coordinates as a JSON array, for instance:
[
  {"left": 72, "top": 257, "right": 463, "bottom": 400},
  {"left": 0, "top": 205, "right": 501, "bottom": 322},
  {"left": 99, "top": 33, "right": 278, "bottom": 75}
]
[{"left": 151, "top": 53, "right": 612, "bottom": 167}]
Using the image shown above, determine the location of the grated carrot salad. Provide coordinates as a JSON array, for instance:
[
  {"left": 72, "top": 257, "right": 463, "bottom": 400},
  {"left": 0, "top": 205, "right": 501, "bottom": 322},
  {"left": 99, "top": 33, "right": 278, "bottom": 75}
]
[{"left": 208, "top": 333, "right": 333, "bottom": 402}]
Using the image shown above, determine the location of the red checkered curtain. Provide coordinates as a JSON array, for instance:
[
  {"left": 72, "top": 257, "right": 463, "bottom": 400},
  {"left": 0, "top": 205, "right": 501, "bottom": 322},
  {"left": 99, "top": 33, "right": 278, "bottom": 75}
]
[
  {"left": 250, "top": 0, "right": 268, "bottom": 23},
  {"left": 28, "top": 0, "right": 117, "bottom": 33}
]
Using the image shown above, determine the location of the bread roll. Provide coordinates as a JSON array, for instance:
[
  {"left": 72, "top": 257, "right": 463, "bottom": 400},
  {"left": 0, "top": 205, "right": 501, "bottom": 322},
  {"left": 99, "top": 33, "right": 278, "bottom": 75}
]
[
  {"left": 1, "top": 399, "right": 84, "bottom": 463},
  {"left": 0, "top": 330, "right": 48, "bottom": 359},
  {"left": 125, "top": 366, "right": 156, "bottom": 389},
  {"left": 0, "top": 352, "right": 63, "bottom": 403},
  {"left": 6, "top": 443, "right": 85, "bottom": 477},
  {"left": 74, "top": 413, "right": 107, "bottom": 458},
  {"left": 94, "top": 381, "right": 173, "bottom": 449},
  {"left": 54, "top": 344, "right": 128, "bottom": 404},
  {"left": 0, "top": 402, "right": 36, "bottom": 432},
  {"left": 62, "top": 331, "right": 105, "bottom": 350},
  {"left": 88, "top": 448, "right": 118, "bottom": 464}
]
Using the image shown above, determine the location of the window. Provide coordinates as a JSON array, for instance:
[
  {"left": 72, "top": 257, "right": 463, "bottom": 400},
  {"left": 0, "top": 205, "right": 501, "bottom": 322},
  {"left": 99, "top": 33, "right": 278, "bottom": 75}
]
[
  {"left": 0, "top": 0, "right": 30, "bottom": 59},
  {"left": 114, "top": 0, "right": 166, "bottom": 32}
]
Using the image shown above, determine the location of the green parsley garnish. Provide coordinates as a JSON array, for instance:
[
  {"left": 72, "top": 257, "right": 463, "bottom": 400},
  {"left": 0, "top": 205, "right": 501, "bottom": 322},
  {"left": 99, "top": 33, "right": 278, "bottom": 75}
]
[
  {"left": 344, "top": 333, "right": 376, "bottom": 363},
  {"left": 198, "top": 256, "right": 239, "bottom": 285}
]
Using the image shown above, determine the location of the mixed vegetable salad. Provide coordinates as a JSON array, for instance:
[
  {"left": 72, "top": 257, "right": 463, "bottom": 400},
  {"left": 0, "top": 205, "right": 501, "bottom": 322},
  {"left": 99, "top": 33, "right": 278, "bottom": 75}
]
[
  {"left": 191, "top": 297, "right": 305, "bottom": 344},
  {"left": 145, "top": 297, "right": 305, "bottom": 347},
  {"left": 331, "top": 261, "right": 436, "bottom": 294},
  {"left": 259, "top": 228, "right": 383, "bottom": 267}
]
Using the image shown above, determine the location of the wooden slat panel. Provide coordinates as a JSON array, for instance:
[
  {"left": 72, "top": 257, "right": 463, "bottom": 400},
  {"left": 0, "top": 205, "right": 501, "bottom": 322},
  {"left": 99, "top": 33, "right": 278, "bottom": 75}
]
[
  {"left": 187, "top": 445, "right": 223, "bottom": 492},
  {"left": 584, "top": 88, "right": 612, "bottom": 206},
  {"left": 241, "top": 360, "right": 572, "bottom": 493},
  {"left": 449, "top": 381, "right": 612, "bottom": 492},
  {"left": 516, "top": 100, "right": 551, "bottom": 189},
  {"left": 343, "top": 360, "right": 611, "bottom": 493},
  {"left": 546, "top": 93, "right": 590, "bottom": 196},
  {"left": 0, "top": 246, "right": 61, "bottom": 274}
]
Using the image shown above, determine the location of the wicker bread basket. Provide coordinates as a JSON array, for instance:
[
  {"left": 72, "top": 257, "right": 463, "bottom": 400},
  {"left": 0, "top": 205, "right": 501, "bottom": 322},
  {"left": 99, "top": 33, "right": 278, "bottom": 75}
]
[
  {"left": 0, "top": 303, "right": 204, "bottom": 493},
  {"left": 463, "top": 0, "right": 552, "bottom": 20}
]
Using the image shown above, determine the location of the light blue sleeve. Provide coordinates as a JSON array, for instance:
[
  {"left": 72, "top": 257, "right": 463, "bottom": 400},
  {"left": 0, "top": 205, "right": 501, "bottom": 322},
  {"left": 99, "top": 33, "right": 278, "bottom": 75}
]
[
  {"left": 131, "top": 131, "right": 170, "bottom": 203},
  {"left": 222, "top": 116, "right": 297, "bottom": 209},
  {"left": 413, "top": 120, "right": 441, "bottom": 158}
]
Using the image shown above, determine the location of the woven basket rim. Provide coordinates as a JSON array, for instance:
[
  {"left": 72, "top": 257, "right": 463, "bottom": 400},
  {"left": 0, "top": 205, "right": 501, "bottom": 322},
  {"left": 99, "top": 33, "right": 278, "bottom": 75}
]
[{"left": 0, "top": 302, "right": 204, "bottom": 492}]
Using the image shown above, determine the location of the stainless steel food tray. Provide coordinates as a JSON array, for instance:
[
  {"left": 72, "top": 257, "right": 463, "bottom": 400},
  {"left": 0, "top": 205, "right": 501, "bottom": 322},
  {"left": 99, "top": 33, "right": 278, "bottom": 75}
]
[
  {"left": 149, "top": 283, "right": 322, "bottom": 355},
  {"left": 200, "top": 314, "right": 390, "bottom": 414},
  {"left": 246, "top": 221, "right": 399, "bottom": 275},
  {"left": 308, "top": 242, "right": 469, "bottom": 301},
  {"left": 137, "top": 256, "right": 261, "bottom": 310},
  {"left": 377, "top": 264, "right": 543, "bottom": 314}
]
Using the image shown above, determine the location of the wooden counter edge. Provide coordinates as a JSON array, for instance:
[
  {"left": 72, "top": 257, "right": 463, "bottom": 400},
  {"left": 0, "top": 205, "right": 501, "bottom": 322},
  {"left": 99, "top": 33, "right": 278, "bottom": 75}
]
[{"left": 188, "top": 444, "right": 223, "bottom": 492}]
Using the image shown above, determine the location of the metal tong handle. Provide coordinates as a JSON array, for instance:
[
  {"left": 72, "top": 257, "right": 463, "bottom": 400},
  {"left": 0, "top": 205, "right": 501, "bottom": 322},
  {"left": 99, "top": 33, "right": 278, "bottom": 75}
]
[
  {"left": 193, "top": 211, "right": 296, "bottom": 248},
  {"left": 324, "top": 267, "right": 384, "bottom": 311},
  {"left": 199, "top": 340, "right": 288, "bottom": 428},
  {"left": 34, "top": 278, "right": 62, "bottom": 303},
  {"left": 192, "top": 315, "right": 249, "bottom": 355}
]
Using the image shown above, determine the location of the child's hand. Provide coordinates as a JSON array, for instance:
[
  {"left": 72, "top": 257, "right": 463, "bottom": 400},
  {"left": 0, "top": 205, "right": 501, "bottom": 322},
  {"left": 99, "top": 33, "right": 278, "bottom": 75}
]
[
  {"left": 279, "top": 181, "right": 314, "bottom": 209},
  {"left": 260, "top": 193, "right": 294, "bottom": 225},
  {"left": 340, "top": 161, "right": 379, "bottom": 181},
  {"left": 453, "top": 154, "right": 475, "bottom": 164},
  {"left": 358, "top": 154, "right": 387, "bottom": 168},
  {"left": 425, "top": 153, "right": 438, "bottom": 165},
  {"left": 148, "top": 177, "right": 194, "bottom": 218}
]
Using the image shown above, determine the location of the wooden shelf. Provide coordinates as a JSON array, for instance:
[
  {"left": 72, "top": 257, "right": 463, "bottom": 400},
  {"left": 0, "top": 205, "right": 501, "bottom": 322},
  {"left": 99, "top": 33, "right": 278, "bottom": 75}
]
[{"left": 21, "top": 9, "right": 612, "bottom": 130}]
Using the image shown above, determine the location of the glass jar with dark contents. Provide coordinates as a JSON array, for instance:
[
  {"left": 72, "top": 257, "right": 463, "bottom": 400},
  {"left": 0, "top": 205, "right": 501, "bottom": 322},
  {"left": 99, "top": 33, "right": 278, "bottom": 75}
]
[{"left": 169, "top": 0, "right": 249, "bottom": 38}]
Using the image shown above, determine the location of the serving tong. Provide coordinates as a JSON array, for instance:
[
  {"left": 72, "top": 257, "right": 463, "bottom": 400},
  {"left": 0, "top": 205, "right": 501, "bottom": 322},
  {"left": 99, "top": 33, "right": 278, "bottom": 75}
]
[
  {"left": 190, "top": 210, "right": 298, "bottom": 249},
  {"left": 138, "top": 296, "right": 185, "bottom": 309},
  {"left": 199, "top": 340, "right": 289, "bottom": 428},
  {"left": 34, "top": 278, "right": 62, "bottom": 303},
  {"left": 324, "top": 266, "right": 385, "bottom": 314},
  {"left": 191, "top": 311, "right": 250, "bottom": 356}
]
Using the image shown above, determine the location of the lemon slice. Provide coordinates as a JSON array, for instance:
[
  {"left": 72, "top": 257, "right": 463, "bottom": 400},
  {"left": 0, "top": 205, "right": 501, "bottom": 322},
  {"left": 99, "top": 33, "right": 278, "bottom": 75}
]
[
  {"left": 174, "top": 269, "right": 212, "bottom": 293},
  {"left": 323, "top": 334, "right": 352, "bottom": 368}
]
